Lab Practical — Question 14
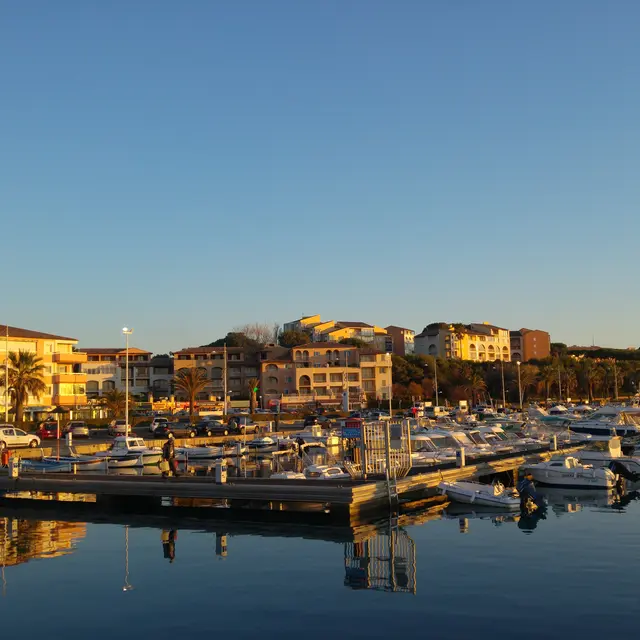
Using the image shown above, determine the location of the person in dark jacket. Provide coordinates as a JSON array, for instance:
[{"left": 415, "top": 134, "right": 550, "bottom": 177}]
[{"left": 162, "top": 434, "right": 177, "bottom": 476}]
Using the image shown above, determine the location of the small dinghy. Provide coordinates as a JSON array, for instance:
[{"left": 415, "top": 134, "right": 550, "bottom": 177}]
[
  {"left": 438, "top": 481, "right": 521, "bottom": 510},
  {"left": 21, "top": 459, "right": 75, "bottom": 473}
]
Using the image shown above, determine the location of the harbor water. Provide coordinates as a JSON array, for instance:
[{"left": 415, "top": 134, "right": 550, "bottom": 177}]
[{"left": 1, "top": 487, "right": 639, "bottom": 639}]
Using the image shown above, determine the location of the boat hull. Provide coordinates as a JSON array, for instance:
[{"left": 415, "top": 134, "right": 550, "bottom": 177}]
[
  {"left": 439, "top": 482, "right": 521, "bottom": 510},
  {"left": 527, "top": 470, "right": 615, "bottom": 489}
]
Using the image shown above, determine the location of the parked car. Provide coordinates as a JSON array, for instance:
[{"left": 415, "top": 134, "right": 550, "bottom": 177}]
[
  {"left": 36, "top": 422, "right": 60, "bottom": 439},
  {"left": 63, "top": 421, "right": 90, "bottom": 438},
  {"left": 149, "top": 417, "right": 170, "bottom": 434},
  {"left": 153, "top": 423, "right": 198, "bottom": 439},
  {"left": 195, "top": 420, "right": 231, "bottom": 437},
  {"left": 227, "top": 417, "right": 260, "bottom": 434},
  {"left": 0, "top": 425, "right": 40, "bottom": 449},
  {"left": 108, "top": 419, "right": 129, "bottom": 436}
]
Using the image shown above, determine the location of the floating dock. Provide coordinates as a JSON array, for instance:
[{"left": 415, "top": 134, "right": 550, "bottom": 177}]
[{"left": 0, "top": 443, "right": 582, "bottom": 524}]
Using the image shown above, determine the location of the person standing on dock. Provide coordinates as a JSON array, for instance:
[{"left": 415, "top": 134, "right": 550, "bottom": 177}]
[{"left": 162, "top": 433, "right": 177, "bottom": 476}]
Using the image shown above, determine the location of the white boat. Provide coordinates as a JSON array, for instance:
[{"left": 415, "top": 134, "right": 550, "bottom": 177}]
[
  {"left": 304, "top": 464, "right": 350, "bottom": 480},
  {"left": 95, "top": 436, "right": 162, "bottom": 466},
  {"left": 270, "top": 471, "right": 306, "bottom": 480},
  {"left": 566, "top": 406, "right": 640, "bottom": 439},
  {"left": 245, "top": 436, "right": 277, "bottom": 450},
  {"left": 438, "top": 481, "right": 521, "bottom": 510},
  {"left": 525, "top": 456, "right": 617, "bottom": 489},
  {"left": 175, "top": 445, "right": 244, "bottom": 461},
  {"left": 576, "top": 437, "right": 640, "bottom": 475}
]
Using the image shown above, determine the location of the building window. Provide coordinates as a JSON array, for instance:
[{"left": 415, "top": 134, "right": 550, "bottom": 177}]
[
  {"left": 348, "top": 373, "right": 359, "bottom": 382},
  {"left": 378, "top": 367, "right": 387, "bottom": 374},
  {"left": 313, "top": 374, "right": 326, "bottom": 383}
]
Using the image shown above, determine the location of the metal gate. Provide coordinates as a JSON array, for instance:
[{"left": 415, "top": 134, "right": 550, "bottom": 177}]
[{"left": 346, "top": 420, "right": 412, "bottom": 479}]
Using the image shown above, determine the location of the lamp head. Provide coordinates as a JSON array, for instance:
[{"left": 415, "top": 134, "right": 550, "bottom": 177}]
[
  {"left": 122, "top": 327, "right": 133, "bottom": 335},
  {"left": 516, "top": 361, "right": 521, "bottom": 366}
]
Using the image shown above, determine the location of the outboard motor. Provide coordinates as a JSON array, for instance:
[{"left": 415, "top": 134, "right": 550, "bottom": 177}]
[
  {"left": 608, "top": 460, "right": 640, "bottom": 483},
  {"left": 517, "top": 474, "right": 544, "bottom": 513}
]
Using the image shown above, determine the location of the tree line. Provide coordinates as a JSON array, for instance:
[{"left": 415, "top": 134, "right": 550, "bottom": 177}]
[{"left": 390, "top": 353, "right": 640, "bottom": 407}]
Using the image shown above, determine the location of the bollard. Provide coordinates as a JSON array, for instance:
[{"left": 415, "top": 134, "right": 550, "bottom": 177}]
[
  {"left": 8, "top": 456, "right": 19, "bottom": 479},
  {"left": 550, "top": 434, "right": 558, "bottom": 451},
  {"left": 66, "top": 432, "right": 73, "bottom": 448},
  {"left": 268, "top": 421, "right": 273, "bottom": 433},
  {"left": 456, "top": 447, "right": 466, "bottom": 468},
  {"left": 215, "top": 461, "right": 227, "bottom": 484}
]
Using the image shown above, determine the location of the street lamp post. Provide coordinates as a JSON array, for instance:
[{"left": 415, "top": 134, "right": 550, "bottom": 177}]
[
  {"left": 500, "top": 359, "right": 506, "bottom": 410},
  {"left": 386, "top": 353, "right": 393, "bottom": 417},
  {"left": 122, "top": 328, "right": 133, "bottom": 436},
  {"left": 516, "top": 361, "right": 523, "bottom": 410}
]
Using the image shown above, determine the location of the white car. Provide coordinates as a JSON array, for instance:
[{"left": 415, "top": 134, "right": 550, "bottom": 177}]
[
  {"left": 108, "top": 419, "right": 130, "bottom": 436},
  {"left": 149, "top": 417, "right": 170, "bottom": 433},
  {"left": 0, "top": 425, "right": 41, "bottom": 449}
]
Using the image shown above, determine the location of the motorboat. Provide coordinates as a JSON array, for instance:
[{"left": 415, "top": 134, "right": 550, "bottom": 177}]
[
  {"left": 304, "top": 464, "right": 350, "bottom": 480},
  {"left": 175, "top": 445, "right": 244, "bottom": 461},
  {"left": 564, "top": 406, "right": 640, "bottom": 439},
  {"left": 245, "top": 436, "right": 278, "bottom": 450},
  {"left": 41, "top": 453, "right": 108, "bottom": 468},
  {"left": 429, "top": 429, "right": 493, "bottom": 458},
  {"left": 528, "top": 404, "right": 576, "bottom": 427},
  {"left": 464, "top": 429, "right": 515, "bottom": 454},
  {"left": 524, "top": 456, "right": 617, "bottom": 489},
  {"left": 439, "top": 480, "right": 521, "bottom": 510},
  {"left": 270, "top": 471, "right": 306, "bottom": 480},
  {"left": 95, "top": 436, "right": 163, "bottom": 466},
  {"left": 294, "top": 425, "right": 341, "bottom": 447},
  {"left": 21, "top": 459, "right": 77, "bottom": 473},
  {"left": 576, "top": 437, "right": 640, "bottom": 476}
]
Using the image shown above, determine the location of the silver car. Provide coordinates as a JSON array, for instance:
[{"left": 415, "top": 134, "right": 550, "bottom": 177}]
[{"left": 64, "top": 421, "right": 90, "bottom": 438}]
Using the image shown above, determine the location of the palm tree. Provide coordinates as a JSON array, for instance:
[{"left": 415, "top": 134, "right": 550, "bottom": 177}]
[
  {"left": 463, "top": 372, "right": 487, "bottom": 406},
  {"left": 538, "top": 365, "right": 557, "bottom": 401},
  {"left": 102, "top": 388, "right": 126, "bottom": 418},
  {"left": 578, "top": 359, "right": 598, "bottom": 403},
  {"left": 518, "top": 364, "right": 539, "bottom": 404},
  {"left": 174, "top": 367, "right": 209, "bottom": 424},
  {"left": 247, "top": 378, "right": 260, "bottom": 413},
  {"left": 563, "top": 368, "right": 578, "bottom": 398},
  {"left": 0, "top": 350, "right": 47, "bottom": 424}
]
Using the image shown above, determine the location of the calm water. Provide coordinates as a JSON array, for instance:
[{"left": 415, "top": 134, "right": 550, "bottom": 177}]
[{"left": 1, "top": 488, "right": 639, "bottom": 640}]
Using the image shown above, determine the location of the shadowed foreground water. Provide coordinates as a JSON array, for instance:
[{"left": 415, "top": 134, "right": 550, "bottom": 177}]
[{"left": 1, "top": 487, "right": 639, "bottom": 640}]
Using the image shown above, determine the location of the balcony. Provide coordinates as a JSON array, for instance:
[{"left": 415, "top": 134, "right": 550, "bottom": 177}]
[
  {"left": 53, "top": 352, "right": 87, "bottom": 364},
  {"left": 52, "top": 373, "right": 87, "bottom": 384},
  {"left": 52, "top": 394, "right": 88, "bottom": 406}
]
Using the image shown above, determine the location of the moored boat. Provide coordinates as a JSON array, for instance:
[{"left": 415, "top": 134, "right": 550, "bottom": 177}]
[
  {"left": 524, "top": 456, "right": 617, "bottom": 489},
  {"left": 438, "top": 481, "right": 521, "bottom": 510}
]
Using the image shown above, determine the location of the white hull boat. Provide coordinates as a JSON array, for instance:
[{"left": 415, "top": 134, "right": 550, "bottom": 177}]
[
  {"left": 270, "top": 471, "right": 306, "bottom": 480},
  {"left": 95, "top": 436, "right": 163, "bottom": 467},
  {"left": 576, "top": 437, "right": 640, "bottom": 476},
  {"left": 525, "top": 456, "right": 617, "bottom": 489},
  {"left": 439, "top": 481, "right": 521, "bottom": 510}
]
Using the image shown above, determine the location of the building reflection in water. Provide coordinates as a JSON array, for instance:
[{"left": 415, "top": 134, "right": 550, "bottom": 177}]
[
  {"left": 344, "top": 524, "right": 416, "bottom": 594},
  {"left": 0, "top": 517, "right": 86, "bottom": 568}
]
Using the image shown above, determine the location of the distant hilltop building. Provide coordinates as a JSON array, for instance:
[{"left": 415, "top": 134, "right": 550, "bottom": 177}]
[
  {"left": 510, "top": 329, "right": 551, "bottom": 362},
  {"left": 283, "top": 314, "right": 394, "bottom": 352},
  {"left": 415, "top": 322, "right": 511, "bottom": 361},
  {"left": 415, "top": 322, "right": 550, "bottom": 363}
]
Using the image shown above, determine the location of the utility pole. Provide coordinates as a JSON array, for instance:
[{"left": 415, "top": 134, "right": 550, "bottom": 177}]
[
  {"left": 558, "top": 365, "right": 562, "bottom": 403},
  {"left": 223, "top": 343, "right": 228, "bottom": 416},
  {"left": 613, "top": 359, "right": 619, "bottom": 401},
  {"left": 4, "top": 324, "right": 8, "bottom": 423},
  {"left": 433, "top": 357, "right": 439, "bottom": 407},
  {"left": 500, "top": 359, "right": 506, "bottom": 409}
]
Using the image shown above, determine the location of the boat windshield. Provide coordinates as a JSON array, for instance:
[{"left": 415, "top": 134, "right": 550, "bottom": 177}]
[
  {"left": 128, "top": 438, "right": 145, "bottom": 447},
  {"left": 431, "top": 435, "right": 458, "bottom": 449},
  {"left": 467, "top": 432, "right": 485, "bottom": 445}
]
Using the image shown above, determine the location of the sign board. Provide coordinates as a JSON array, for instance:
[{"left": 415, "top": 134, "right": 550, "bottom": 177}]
[{"left": 342, "top": 418, "right": 362, "bottom": 439}]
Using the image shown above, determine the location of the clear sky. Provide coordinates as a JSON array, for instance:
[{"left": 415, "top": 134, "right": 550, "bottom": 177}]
[{"left": 2, "top": 1, "right": 638, "bottom": 353}]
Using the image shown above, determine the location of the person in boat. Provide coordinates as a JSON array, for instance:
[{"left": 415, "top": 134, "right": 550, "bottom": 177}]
[{"left": 162, "top": 433, "right": 177, "bottom": 476}]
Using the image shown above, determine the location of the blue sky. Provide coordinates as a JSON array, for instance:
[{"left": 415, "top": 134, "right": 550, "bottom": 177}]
[{"left": 2, "top": 1, "right": 638, "bottom": 353}]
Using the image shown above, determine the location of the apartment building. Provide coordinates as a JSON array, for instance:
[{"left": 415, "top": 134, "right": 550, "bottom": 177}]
[
  {"left": 78, "top": 347, "right": 153, "bottom": 398},
  {"left": 510, "top": 329, "right": 551, "bottom": 362},
  {"left": 283, "top": 314, "right": 392, "bottom": 351},
  {"left": 414, "top": 322, "right": 511, "bottom": 362},
  {"left": 385, "top": 325, "right": 415, "bottom": 356},
  {"left": 259, "top": 342, "right": 392, "bottom": 408},
  {"left": 172, "top": 346, "right": 260, "bottom": 401},
  {"left": 0, "top": 324, "right": 88, "bottom": 414}
]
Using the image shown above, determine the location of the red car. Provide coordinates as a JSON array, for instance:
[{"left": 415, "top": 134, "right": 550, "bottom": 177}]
[{"left": 36, "top": 423, "right": 62, "bottom": 439}]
